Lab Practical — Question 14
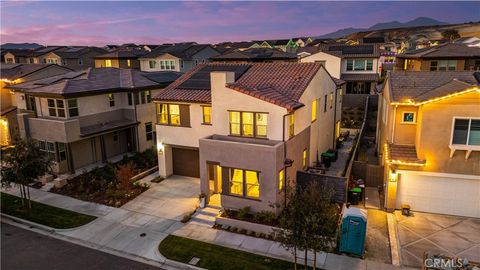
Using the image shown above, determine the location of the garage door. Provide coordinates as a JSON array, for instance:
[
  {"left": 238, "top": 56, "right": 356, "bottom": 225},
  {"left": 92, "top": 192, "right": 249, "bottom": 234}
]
[
  {"left": 396, "top": 172, "right": 480, "bottom": 218},
  {"left": 172, "top": 147, "right": 200, "bottom": 178}
]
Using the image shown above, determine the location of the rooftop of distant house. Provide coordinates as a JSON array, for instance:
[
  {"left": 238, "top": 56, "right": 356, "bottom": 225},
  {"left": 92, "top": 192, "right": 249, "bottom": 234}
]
[{"left": 397, "top": 43, "right": 480, "bottom": 59}]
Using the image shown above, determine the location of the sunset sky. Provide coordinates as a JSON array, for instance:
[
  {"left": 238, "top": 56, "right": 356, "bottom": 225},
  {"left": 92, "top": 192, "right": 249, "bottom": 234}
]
[{"left": 1, "top": 1, "right": 479, "bottom": 46}]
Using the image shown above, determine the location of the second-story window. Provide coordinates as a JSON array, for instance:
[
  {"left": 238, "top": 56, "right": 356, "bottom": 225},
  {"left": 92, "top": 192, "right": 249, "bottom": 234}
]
[
  {"left": 229, "top": 111, "right": 268, "bottom": 138},
  {"left": 202, "top": 106, "right": 212, "bottom": 124},
  {"left": 105, "top": 59, "right": 112, "bottom": 67},
  {"left": 68, "top": 99, "right": 79, "bottom": 117},
  {"left": 303, "top": 149, "right": 308, "bottom": 169},
  {"left": 156, "top": 103, "right": 186, "bottom": 126},
  {"left": 145, "top": 122, "right": 154, "bottom": 141},
  {"left": 47, "top": 99, "right": 65, "bottom": 118},
  {"left": 127, "top": 59, "right": 131, "bottom": 67},
  {"left": 311, "top": 99, "right": 317, "bottom": 122},
  {"left": 108, "top": 93, "right": 115, "bottom": 107},
  {"left": 329, "top": 92, "right": 334, "bottom": 108},
  {"left": 346, "top": 59, "right": 373, "bottom": 71},
  {"left": 149, "top": 60, "right": 156, "bottom": 69}
]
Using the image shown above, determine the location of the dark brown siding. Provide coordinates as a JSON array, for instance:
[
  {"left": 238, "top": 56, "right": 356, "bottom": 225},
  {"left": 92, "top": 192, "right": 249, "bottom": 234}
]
[{"left": 172, "top": 147, "right": 200, "bottom": 177}]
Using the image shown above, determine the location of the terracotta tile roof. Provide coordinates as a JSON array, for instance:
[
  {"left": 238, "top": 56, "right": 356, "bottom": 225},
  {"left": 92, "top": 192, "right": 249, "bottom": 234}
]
[
  {"left": 154, "top": 62, "right": 325, "bottom": 110},
  {"left": 332, "top": 77, "right": 346, "bottom": 87},
  {"left": 227, "top": 62, "right": 322, "bottom": 110},
  {"left": 388, "top": 71, "right": 480, "bottom": 102},
  {"left": 386, "top": 144, "right": 425, "bottom": 165}
]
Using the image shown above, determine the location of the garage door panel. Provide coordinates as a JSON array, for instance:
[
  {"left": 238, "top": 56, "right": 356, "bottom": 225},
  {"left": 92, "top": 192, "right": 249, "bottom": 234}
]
[
  {"left": 397, "top": 173, "right": 480, "bottom": 218},
  {"left": 172, "top": 148, "right": 200, "bottom": 178}
]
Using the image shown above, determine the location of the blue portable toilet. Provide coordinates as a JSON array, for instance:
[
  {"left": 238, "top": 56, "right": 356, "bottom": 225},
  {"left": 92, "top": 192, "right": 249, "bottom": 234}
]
[{"left": 339, "top": 206, "right": 367, "bottom": 257}]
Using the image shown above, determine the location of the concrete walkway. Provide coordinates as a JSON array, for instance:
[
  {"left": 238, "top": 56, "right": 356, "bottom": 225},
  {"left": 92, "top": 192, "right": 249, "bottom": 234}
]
[{"left": 2, "top": 175, "right": 414, "bottom": 270}]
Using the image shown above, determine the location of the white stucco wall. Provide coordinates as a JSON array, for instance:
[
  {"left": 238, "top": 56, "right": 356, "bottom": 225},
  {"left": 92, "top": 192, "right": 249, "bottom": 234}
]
[{"left": 300, "top": 52, "right": 342, "bottom": 79}]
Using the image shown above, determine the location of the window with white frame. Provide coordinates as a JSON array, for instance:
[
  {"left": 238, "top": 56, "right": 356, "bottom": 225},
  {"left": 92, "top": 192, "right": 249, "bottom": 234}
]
[
  {"left": 346, "top": 59, "right": 373, "bottom": 71},
  {"left": 149, "top": 60, "right": 156, "bottom": 69},
  {"left": 47, "top": 58, "right": 58, "bottom": 64},
  {"left": 451, "top": 118, "right": 480, "bottom": 146},
  {"left": 39, "top": 141, "right": 66, "bottom": 162},
  {"left": 145, "top": 122, "right": 154, "bottom": 141},
  {"left": 67, "top": 99, "right": 79, "bottom": 117},
  {"left": 401, "top": 112, "right": 416, "bottom": 124},
  {"left": 159, "top": 60, "right": 175, "bottom": 70}
]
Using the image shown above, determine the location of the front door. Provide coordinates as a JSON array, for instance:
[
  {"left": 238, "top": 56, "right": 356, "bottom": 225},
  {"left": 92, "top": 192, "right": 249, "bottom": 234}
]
[{"left": 207, "top": 163, "right": 222, "bottom": 194}]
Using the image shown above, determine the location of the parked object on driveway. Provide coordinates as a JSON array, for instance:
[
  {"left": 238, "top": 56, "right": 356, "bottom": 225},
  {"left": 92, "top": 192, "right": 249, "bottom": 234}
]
[
  {"left": 339, "top": 206, "right": 367, "bottom": 257},
  {"left": 401, "top": 204, "right": 411, "bottom": 216}
]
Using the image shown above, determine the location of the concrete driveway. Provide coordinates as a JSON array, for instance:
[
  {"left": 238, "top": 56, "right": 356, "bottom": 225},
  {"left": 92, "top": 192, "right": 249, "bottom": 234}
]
[
  {"left": 122, "top": 175, "right": 200, "bottom": 221},
  {"left": 395, "top": 211, "right": 480, "bottom": 268}
]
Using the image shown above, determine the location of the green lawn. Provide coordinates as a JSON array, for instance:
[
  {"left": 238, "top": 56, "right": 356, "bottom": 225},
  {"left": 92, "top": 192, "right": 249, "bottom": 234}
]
[
  {"left": 1, "top": 192, "right": 97, "bottom": 229},
  {"left": 159, "top": 235, "right": 299, "bottom": 270}
]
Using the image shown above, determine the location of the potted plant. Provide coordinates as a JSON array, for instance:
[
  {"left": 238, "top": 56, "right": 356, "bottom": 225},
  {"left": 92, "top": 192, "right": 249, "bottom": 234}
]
[{"left": 198, "top": 193, "right": 207, "bottom": 208}]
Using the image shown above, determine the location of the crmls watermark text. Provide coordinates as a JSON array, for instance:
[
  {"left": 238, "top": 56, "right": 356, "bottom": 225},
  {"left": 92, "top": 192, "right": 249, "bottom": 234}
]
[{"left": 424, "top": 258, "right": 464, "bottom": 268}]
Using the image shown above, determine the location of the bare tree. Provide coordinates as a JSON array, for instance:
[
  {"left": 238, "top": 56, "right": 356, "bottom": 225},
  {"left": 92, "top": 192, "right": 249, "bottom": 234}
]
[{"left": 1, "top": 138, "right": 52, "bottom": 209}]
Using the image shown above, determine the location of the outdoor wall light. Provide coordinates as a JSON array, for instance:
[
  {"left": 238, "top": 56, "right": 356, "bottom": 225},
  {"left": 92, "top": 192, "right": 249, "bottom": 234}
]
[
  {"left": 157, "top": 142, "right": 164, "bottom": 155},
  {"left": 389, "top": 170, "right": 398, "bottom": 182}
]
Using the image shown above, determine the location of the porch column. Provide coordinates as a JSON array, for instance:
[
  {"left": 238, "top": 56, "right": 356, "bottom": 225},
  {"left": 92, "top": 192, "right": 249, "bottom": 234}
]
[
  {"left": 100, "top": 135, "right": 107, "bottom": 162},
  {"left": 158, "top": 143, "right": 172, "bottom": 178},
  {"left": 67, "top": 143, "right": 75, "bottom": 174}
]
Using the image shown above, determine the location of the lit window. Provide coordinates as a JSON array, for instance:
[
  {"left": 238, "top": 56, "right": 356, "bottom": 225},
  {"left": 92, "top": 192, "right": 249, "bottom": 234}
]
[
  {"left": 105, "top": 59, "right": 112, "bottom": 67},
  {"left": 245, "top": 170, "right": 259, "bottom": 198},
  {"left": 157, "top": 103, "right": 169, "bottom": 124},
  {"left": 169, "top": 104, "right": 180, "bottom": 125},
  {"left": 278, "top": 169, "right": 284, "bottom": 191},
  {"left": 229, "top": 111, "right": 241, "bottom": 135},
  {"left": 401, "top": 112, "right": 416, "bottom": 124},
  {"left": 452, "top": 118, "right": 480, "bottom": 146},
  {"left": 202, "top": 106, "right": 212, "bottom": 124},
  {"left": 256, "top": 113, "right": 267, "bottom": 138},
  {"left": 127, "top": 59, "right": 131, "bottom": 67},
  {"left": 230, "top": 168, "right": 243, "bottom": 196},
  {"left": 289, "top": 114, "right": 294, "bottom": 138},
  {"left": 242, "top": 112, "right": 254, "bottom": 137},
  {"left": 303, "top": 149, "right": 307, "bottom": 169},
  {"left": 108, "top": 93, "right": 115, "bottom": 107},
  {"left": 329, "top": 92, "right": 334, "bottom": 108},
  {"left": 149, "top": 60, "right": 156, "bottom": 69},
  {"left": 311, "top": 99, "right": 317, "bottom": 122}
]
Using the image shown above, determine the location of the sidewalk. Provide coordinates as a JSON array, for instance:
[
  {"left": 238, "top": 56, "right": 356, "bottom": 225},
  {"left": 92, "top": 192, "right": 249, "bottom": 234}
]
[{"left": 2, "top": 183, "right": 415, "bottom": 270}]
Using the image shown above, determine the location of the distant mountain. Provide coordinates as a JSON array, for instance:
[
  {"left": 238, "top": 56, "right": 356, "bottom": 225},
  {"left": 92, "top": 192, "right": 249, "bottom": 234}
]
[
  {"left": 318, "top": 17, "right": 448, "bottom": 39},
  {"left": 1, "top": 43, "right": 43, "bottom": 50}
]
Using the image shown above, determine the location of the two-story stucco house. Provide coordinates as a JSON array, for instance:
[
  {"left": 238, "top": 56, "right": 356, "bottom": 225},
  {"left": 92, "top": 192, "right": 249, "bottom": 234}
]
[
  {"left": 300, "top": 44, "right": 381, "bottom": 95},
  {"left": 378, "top": 71, "right": 480, "bottom": 218},
  {"left": 139, "top": 44, "right": 220, "bottom": 73},
  {"left": 8, "top": 68, "right": 181, "bottom": 174},
  {"left": 1, "top": 64, "right": 72, "bottom": 147},
  {"left": 153, "top": 62, "right": 343, "bottom": 214},
  {"left": 42, "top": 47, "right": 108, "bottom": 70},
  {"left": 396, "top": 43, "right": 480, "bottom": 72},
  {"left": 94, "top": 49, "right": 148, "bottom": 69}
]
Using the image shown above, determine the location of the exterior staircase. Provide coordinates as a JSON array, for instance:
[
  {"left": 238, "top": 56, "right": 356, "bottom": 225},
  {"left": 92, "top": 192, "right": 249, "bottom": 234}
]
[{"left": 189, "top": 205, "right": 221, "bottom": 228}]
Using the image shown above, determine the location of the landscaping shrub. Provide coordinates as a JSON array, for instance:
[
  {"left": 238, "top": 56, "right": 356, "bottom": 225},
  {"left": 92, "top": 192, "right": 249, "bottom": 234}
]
[
  {"left": 237, "top": 206, "right": 251, "bottom": 219},
  {"left": 253, "top": 211, "right": 276, "bottom": 225}
]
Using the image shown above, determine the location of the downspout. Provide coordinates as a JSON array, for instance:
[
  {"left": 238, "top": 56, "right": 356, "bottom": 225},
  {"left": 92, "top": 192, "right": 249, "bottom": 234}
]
[
  {"left": 133, "top": 92, "right": 140, "bottom": 152},
  {"left": 391, "top": 105, "right": 397, "bottom": 144},
  {"left": 282, "top": 113, "right": 289, "bottom": 209}
]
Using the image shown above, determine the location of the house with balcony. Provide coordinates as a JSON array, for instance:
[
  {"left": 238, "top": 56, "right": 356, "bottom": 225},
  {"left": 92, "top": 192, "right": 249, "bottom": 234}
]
[
  {"left": 7, "top": 68, "right": 181, "bottom": 174},
  {"left": 395, "top": 43, "right": 480, "bottom": 72},
  {"left": 300, "top": 44, "right": 381, "bottom": 95},
  {"left": 139, "top": 44, "right": 220, "bottom": 73},
  {"left": 94, "top": 48, "right": 148, "bottom": 69},
  {"left": 1, "top": 64, "right": 72, "bottom": 147},
  {"left": 153, "top": 62, "right": 343, "bottom": 214},
  {"left": 377, "top": 71, "right": 480, "bottom": 218}
]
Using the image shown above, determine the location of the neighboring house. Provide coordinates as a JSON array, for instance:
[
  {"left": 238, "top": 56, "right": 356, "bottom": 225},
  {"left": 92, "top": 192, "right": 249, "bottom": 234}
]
[
  {"left": 250, "top": 39, "right": 298, "bottom": 52},
  {"left": 300, "top": 44, "right": 381, "bottom": 95},
  {"left": 454, "top": 37, "right": 480, "bottom": 48},
  {"left": 153, "top": 62, "right": 343, "bottom": 214},
  {"left": 396, "top": 43, "right": 480, "bottom": 72},
  {"left": 94, "top": 49, "right": 148, "bottom": 69},
  {"left": 44, "top": 47, "right": 107, "bottom": 70},
  {"left": 139, "top": 44, "right": 220, "bottom": 73},
  {"left": 32, "top": 46, "right": 67, "bottom": 64},
  {"left": 2, "top": 49, "right": 39, "bottom": 64},
  {"left": 214, "top": 41, "right": 256, "bottom": 52},
  {"left": 377, "top": 71, "right": 480, "bottom": 218},
  {"left": 8, "top": 68, "right": 181, "bottom": 174},
  {"left": 293, "top": 37, "right": 313, "bottom": 47},
  {"left": 0, "top": 64, "right": 72, "bottom": 146},
  {"left": 210, "top": 48, "right": 298, "bottom": 63}
]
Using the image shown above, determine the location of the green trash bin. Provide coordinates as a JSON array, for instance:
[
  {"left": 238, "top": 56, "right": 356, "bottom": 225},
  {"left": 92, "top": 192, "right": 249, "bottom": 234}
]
[{"left": 348, "top": 187, "right": 362, "bottom": 205}]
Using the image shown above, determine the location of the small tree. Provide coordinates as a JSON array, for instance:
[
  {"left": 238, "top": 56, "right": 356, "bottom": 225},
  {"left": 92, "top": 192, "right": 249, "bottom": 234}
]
[
  {"left": 115, "top": 162, "right": 136, "bottom": 191},
  {"left": 442, "top": 29, "right": 460, "bottom": 41},
  {"left": 1, "top": 138, "right": 52, "bottom": 209}
]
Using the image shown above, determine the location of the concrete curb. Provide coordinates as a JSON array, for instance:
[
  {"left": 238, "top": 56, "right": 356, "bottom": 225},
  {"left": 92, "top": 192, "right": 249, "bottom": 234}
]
[
  {"left": 1, "top": 215, "right": 203, "bottom": 270},
  {"left": 1, "top": 212, "right": 98, "bottom": 233},
  {"left": 387, "top": 213, "right": 401, "bottom": 266}
]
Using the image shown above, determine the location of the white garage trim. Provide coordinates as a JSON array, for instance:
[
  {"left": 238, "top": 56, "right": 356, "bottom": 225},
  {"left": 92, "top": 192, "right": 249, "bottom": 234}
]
[{"left": 396, "top": 170, "right": 480, "bottom": 180}]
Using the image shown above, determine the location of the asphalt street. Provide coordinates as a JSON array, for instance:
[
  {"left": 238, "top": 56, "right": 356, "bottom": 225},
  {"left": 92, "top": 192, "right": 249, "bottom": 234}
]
[{"left": 1, "top": 222, "right": 163, "bottom": 270}]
